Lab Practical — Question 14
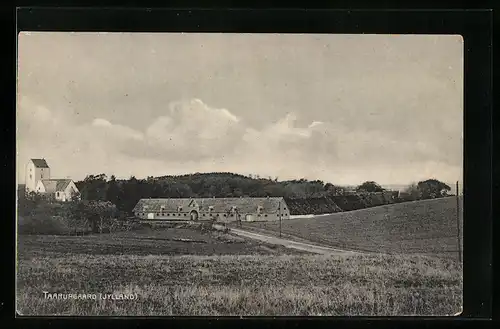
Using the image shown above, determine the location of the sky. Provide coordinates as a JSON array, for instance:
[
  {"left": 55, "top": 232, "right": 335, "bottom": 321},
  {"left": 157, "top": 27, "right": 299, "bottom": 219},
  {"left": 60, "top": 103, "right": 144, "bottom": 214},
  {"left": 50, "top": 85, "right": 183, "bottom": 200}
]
[{"left": 16, "top": 32, "right": 463, "bottom": 186}]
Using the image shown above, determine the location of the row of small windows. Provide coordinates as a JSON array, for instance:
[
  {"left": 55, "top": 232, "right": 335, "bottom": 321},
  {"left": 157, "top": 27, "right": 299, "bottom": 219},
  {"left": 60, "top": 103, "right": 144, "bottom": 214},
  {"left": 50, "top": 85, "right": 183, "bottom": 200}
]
[
  {"left": 140, "top": 206, "right": 286, "bottom": 212},
  {"left": 134, "top": 212, "right": 288, "bottom": 217}
]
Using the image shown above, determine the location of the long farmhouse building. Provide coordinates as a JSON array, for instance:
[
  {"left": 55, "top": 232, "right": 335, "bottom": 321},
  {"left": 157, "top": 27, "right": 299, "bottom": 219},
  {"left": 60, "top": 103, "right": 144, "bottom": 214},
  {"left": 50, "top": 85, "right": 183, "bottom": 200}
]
[{"left": 132, "top": 197, "right": 290, "bottom": 222}]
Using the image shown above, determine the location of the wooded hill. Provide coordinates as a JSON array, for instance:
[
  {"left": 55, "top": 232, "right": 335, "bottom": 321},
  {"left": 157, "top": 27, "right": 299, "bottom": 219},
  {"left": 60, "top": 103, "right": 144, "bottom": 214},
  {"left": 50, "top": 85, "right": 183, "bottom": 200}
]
[{"left": 72, "top": 172, "right": 451, "bottom": 216}]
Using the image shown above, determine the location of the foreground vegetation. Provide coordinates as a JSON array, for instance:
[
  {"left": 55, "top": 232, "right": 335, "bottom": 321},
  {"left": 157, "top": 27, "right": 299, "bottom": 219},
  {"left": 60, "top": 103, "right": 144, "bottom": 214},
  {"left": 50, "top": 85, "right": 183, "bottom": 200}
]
[
  {"left": 17, "top": 252, "right": 462, "bottom": 316},
  {"left": 17, "top": 226, "right": 306, "bottom": 259},
  {"left": 16, "top": 187, "right": 463, "bottom": 316},
  {"left": 17, "top": 224, "right": 462, "bottom": 316},
  {"left": 237, "top": 197, "right": 463, "bottom": 260}
]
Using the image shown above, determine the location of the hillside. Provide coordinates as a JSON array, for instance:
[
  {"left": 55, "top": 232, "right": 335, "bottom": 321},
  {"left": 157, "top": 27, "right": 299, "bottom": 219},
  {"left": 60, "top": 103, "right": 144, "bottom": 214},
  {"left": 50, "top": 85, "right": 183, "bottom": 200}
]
[
  {"left": 74, "top": 172, "right": 448, "bottom": 214},
  {"left": 238, "top": 197, "right": 463, "bottom": 259}
]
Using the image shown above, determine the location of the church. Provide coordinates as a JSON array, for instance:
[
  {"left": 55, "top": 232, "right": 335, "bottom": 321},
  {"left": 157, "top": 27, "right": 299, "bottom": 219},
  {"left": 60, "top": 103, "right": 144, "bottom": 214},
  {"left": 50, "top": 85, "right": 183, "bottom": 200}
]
[{"left": 24, "top": 158, "right": 80, "bottom": 202}]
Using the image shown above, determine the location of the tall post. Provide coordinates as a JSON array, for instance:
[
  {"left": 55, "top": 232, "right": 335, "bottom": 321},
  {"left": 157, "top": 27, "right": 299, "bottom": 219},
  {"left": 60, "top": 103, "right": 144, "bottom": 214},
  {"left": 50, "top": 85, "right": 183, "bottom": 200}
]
[
  {"left": 279, "top": 200, "right": 282, "bottom": 238},
  {"left": 456, "top": 181, "right": 462, "bottom": 263}
]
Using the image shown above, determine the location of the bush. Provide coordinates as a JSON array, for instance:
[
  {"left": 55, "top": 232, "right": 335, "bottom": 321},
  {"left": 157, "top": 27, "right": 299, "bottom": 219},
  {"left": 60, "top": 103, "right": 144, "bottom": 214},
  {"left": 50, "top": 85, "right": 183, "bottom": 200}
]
[
  {"left": 285, "top": 197, "right": 343, "bottom": 215},
  {"left": 18, "top": 196, "right": 125, "bottom": 235},
  {"left": 106, "top": 218, "right": 144, "bottom": 232},
  {"left": 331, "top": 194, "right": 366, "bottom": 211},
  {"left": 361, "top": 192, "right": 390, "bottom": 208},
  {"left": 17, "top": 215, "right": 140, "bottom": 236},
  {"left": 18, "top": 215, "right": 70, "bottom": 235}
]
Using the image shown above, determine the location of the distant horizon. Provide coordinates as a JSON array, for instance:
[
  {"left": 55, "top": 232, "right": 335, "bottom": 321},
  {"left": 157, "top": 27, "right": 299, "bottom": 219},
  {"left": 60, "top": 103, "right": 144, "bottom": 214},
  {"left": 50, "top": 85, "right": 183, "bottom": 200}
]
[{"left": 16, "top": 164, "right": 462, "bottom": 191}]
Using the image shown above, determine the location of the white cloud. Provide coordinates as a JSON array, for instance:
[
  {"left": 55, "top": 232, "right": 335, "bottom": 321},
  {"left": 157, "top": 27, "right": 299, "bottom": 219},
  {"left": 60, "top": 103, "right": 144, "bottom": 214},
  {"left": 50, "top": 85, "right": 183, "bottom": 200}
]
[
  {"left": 16, "top": 96, "right": 462, "bottom": 185},
  {"left": 92, "top": 118, "right": 112, "bottom": 127},
  {"left": 17, "top": 96, "right": 61, "bottom": 127},
  {"left": 136, "top": 99, "right": 244, "bottom": 159},
  {"left": 308, "top": 121, "right": 324, "bottom": 129},
  {"left": 91, "top": 118, "right": 144, "bottom": 141}
]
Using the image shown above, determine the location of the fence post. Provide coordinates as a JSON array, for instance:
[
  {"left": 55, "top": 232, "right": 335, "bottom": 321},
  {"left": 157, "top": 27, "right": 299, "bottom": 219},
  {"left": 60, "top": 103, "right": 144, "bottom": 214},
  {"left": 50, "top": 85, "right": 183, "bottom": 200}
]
[{"left": 456, "top": 181, "right": 462, "bottom": 263}]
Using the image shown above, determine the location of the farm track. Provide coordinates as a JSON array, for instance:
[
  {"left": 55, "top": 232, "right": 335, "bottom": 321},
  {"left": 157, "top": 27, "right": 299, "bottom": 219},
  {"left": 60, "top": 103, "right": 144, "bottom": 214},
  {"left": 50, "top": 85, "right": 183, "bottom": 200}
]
[
  {"left": 230, "top": 228, "right": 364, "bottom": 256},
  {"left": 237, "top": 197, "right": 463, "bottom": 259},
  {"left": 232, "top": 224, "right": 373, "bottom": 253}
]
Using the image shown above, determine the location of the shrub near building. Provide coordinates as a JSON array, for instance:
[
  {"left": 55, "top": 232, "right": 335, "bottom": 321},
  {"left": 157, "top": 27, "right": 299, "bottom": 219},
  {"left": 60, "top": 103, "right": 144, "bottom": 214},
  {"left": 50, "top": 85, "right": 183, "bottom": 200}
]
[{"left": 17, "top": 194, "right": 120, "bottom": 235}]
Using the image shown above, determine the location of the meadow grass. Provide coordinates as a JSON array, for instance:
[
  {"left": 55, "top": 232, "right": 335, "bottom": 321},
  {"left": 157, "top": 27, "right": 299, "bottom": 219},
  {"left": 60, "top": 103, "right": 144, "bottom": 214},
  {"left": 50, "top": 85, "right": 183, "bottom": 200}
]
[
  {"left": 17, "top": 253, "right": 462, "bottom": 316},
  {"left": 238, "top": 197, "right": 463, "bottom": 259}
]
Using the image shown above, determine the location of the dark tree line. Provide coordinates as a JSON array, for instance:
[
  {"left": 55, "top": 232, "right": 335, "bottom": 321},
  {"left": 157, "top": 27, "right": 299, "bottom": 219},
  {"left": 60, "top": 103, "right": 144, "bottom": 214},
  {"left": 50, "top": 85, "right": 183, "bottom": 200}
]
[
  {"left": 74, "top": 173, "right": 453, "bottom": 214},
  {"left": 401, "top": 179, "right": 452, "bottom": 201},
  {"left": 76, "top": 173, "right": 345, "bottom": 213}
]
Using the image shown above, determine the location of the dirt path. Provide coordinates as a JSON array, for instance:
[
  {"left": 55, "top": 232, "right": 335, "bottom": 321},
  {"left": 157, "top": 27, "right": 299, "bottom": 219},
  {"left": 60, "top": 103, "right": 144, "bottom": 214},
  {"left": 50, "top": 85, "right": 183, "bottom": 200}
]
[{"left": 229, "top": 228, "right": 363, "bottom": 256}]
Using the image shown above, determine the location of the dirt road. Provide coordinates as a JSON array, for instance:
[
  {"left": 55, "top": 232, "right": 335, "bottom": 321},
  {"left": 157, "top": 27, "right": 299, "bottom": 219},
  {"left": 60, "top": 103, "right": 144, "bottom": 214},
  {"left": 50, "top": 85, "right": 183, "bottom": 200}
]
[{"left": 229, "top": 228, "right": 363, "bottom": 256}]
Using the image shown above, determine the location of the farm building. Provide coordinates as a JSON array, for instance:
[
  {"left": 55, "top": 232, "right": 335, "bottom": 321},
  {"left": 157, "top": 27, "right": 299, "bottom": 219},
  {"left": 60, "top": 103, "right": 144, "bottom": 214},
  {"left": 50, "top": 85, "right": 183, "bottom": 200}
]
[
  {"left": 132, "top": 197, "right": 290, "bottom": 222},
  {"left": 24, "top": 158, "right": 80, "bottom": 202},
  {"left": 34, "top": 179, "right": 80, "bottom": 202}
]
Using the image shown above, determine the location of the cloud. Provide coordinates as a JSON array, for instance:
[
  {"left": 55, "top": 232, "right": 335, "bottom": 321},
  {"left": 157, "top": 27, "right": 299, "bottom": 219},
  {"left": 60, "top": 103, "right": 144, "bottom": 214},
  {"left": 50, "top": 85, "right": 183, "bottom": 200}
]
[
  {"left": 121, "top": 99, "right": 244, "bottom": 161},
  {"left": 92, "top": 118, "right": 112, "bottom": 127},
  {"left": 308, "top": 121, "right": 324, "bottom": 129},
  {"left": 16, "top": 33, "right": 463, "bottom": 186},
  {"left": 171, "top": 98, "right": 240, "bottom": 133},
  {"left": 17, "top": 96, "right": 58, "bottom": 126},
  {"left": 16, "top": 96, "right": 462, "bottom": 185},
  {"left": 91, "top": 118, "right": 144, "bottom": 141}
]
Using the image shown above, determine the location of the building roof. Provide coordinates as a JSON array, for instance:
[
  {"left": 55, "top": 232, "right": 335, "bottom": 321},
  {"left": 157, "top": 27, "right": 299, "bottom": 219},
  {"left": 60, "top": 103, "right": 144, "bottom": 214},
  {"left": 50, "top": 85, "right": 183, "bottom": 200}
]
[
  {"left": 132, "top": 197, "right": 287, "bottom": 214},
  {"left": 41, "top": 179, "right": 72, "bottom": 193},
  {"left": 30, "top": 159, "right": 49, "bottom": 168},
  {"left": 132, "top": 198, "right": 193, "bottom": 213}
]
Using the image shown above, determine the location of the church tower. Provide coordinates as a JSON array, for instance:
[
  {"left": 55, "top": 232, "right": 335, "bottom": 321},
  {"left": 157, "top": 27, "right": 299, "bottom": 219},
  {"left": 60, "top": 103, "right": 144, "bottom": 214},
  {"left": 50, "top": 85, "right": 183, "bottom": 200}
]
[{"left": 25, "top": 159, "right": 51, "bottom": 193}]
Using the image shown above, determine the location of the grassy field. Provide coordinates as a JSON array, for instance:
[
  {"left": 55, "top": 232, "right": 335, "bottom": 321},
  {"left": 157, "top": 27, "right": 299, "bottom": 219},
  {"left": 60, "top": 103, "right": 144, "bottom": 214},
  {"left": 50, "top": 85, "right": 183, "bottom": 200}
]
[
  {"left": 17, "top": 253, "right": 462, "bottom": 316},
  {"left": 17, "top": 225, "right": 307, "bottom": 259},
  {"left": 235, "top": 197, "right": 463, "bottom": 259},
  {"left": 17, "top": 225, "right": 462, "bottom": 316}
]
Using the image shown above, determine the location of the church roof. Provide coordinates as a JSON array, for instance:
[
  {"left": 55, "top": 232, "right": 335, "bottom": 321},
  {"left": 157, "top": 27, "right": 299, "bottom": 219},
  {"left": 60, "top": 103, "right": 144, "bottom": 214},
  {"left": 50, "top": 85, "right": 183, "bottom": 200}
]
[
  {"left": 31, "top": 159, "right": 49, "bottom": 168},
  {"left": 133, "top": 197, "right": 287, "bottom": 214},
  {"left": 41, "top": 179, "right": 72, "bottom": 193}
]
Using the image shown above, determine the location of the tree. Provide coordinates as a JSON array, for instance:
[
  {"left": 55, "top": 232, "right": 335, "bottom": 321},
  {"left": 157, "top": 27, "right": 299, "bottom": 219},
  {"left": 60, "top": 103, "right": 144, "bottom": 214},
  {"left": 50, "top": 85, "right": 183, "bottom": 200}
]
[
  {"left": 19, "top": 192, "right": 44, "bottom": 217},
  {"left": 80, "top": 174, "right": 108, "bottom": 201},
  {"left": 106, "top": 175, "right": 120, "bottom": 205},
  {"left": 69, "top": 188, "right": 81, "bottom": 202},
  {"left": 417, "top": 179, "right": 451, "bottom": 199},
  {"left": 75, "top": 171, "right": 405, "bottom": 214},
  {"left": 356, "top": 181, "right": 385, "bottom": 193},
  {"left": 63, "top": 198, "right": 88, "bottom": 235},
  {"left": 402, "top": 183, "right": 421, "bottom": 201},
  {"left": 324, "top": 183, "right": 346, "bottom": 196},
  {"left": 63, "top": 199, "right": 118, "bottom": 234},
  {"left": 84, "top": 200, "right": 118, "bottom": 233},
  {"left": 233, "top": 188, "right": 244, "bottom": 197}
]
